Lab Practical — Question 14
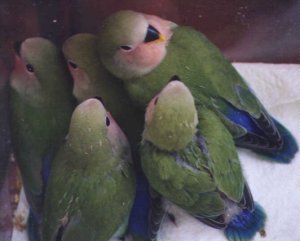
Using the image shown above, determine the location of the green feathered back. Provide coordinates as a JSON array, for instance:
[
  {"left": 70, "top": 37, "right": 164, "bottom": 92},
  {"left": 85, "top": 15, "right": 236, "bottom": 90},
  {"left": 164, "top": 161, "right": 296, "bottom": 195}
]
[
  {"left": 63, "top": 33, "right": 144, "bottom": 156},
  {"left": 141, "top": 140, "right": 225, "bottom": 217},
  {"left": 126, "top": 26, "right": 261, "bottom": 118},
  {"left": 197, "top": 107, "right": 244, "bottom": 202},
  {"left": 9, "top": 37, "right": 74, "bottom": 214},
  {"left": 10, "top": 89, "right": 73, "bottom": 208},
  {"left": 140, "top": 82, "right": 245, "bottom": 219},
  {"left": 42, "top": 99, "right": 135, "bottom": 241}
]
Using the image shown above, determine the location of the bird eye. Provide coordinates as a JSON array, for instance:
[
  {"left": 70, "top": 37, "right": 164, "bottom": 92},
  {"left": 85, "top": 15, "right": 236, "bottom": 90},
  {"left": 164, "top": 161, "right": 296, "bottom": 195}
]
[
  {"left": 106, "top": 116, "right": 110, "bottom": 126},
  {"left": 26, "top": 64, "right": 34, "bottom": 72},
  {"left": 120, "top": 45, "right": 132, "bottom": 51},
  {"left": 68, "top": 61, "right": 78, "bottom": 69}
]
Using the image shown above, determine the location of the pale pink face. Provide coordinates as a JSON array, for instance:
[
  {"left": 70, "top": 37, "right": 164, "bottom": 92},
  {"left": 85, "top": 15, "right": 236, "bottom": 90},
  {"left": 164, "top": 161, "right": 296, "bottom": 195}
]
[
  {"left": 10, "top": 38, "right": 57, "bottom": 97},
  {"left": 145, "top": 93, "right": 159, "bottom": 126},
  {"left": 116, "top": 13, "right": 175, "bottom": 66},
  {"left": 106, "top": 12, "right": 177, "bottom": 79},
  {"left": 116, "top": 40, "right": 166, "bottom": 73},
  {"left": 81, "top": 98, "right": 130, "bottom": 155},
  {"left": 66, "top": 60, "right": 91, "bottom": 101},
  {"left": 10, "top": 48, "right": 41, "bottom": 97}
]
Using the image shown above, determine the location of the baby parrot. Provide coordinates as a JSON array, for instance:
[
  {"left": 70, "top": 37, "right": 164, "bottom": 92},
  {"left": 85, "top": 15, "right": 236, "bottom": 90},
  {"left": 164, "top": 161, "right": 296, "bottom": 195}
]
[
  {"left": 140, "top": 80, "right": 266, "bottom": 241},
  {"left": 42, "top": 98, "right": 136, "bottom": 241},
  {"left": 62, "top": 33, "right": 155, "bottom": 241},
  {"left": 97, "top": 10, "right": 298, "bottom": 163},
  {"left": 9, "top": 37, "right": 75, "bottom": 219}
]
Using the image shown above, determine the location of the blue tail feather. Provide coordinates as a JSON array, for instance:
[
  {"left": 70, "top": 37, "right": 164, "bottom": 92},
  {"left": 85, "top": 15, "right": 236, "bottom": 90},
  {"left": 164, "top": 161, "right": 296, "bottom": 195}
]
[
  {"left": 27, "top": 209, "right": 41, "bottom": 241},
  {"left": 225, "top": 203, "right": 266, "bottom": 241},
  {"left": 222, "top": 100, "right": 298, "bottom": 163},
  {"left": 258, "top": 118, "right": 299, "bottom": 163},
  {"left": 27, "top": 152, "right": 54, "bottom": 241},
  {"left": 128, "top": 171, "right": 151, "bottom": 240},
  {"left": 220, "top": 100, "right": 263, "bottom": 135}
]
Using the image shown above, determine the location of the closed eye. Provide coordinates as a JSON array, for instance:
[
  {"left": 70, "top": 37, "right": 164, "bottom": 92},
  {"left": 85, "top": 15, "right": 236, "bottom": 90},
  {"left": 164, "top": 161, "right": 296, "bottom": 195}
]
[
  {"left": 120, "top": 45, "right": 133, "bottom": 51},
  {"left": 68, "top": 61, "right": 78, "bottom": 69}
]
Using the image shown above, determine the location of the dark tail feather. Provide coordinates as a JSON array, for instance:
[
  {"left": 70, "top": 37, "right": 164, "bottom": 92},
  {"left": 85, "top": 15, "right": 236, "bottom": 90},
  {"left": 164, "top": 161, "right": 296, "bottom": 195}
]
[
  {"left": 128, "top": 171, "right": 152, "bottom": 241},
  {"left": 217, "top": 98, "right": 298, "bottom": 163},
  {"left": 236, "top": 118, "right": 298, "bottom": 163},
  {"left": 225, "top": 202, "right": 266, "bottom": 241},
  {"left": 130, "top": 233, "right": 152, "bottom": 241},
  {"left": 195, "top": 214, "right": 227, "bottom": 229},
  {"left": 238, "top": 182, "right": 254, "bottom": 211},
  {"left": 256, "top": 118, "right": 299, "bottom": 163},
  {"left": 252, "top": 112, "right": 283, "bottom": 148},
  {"left": 27, "top": 209, "right": 41, "bottom": 241},
  {"left": 149, "top": 194, "right": 166, "bottom": 241},
  {"left": 195, "top": 181, "right": 255, "bottom": 231}
]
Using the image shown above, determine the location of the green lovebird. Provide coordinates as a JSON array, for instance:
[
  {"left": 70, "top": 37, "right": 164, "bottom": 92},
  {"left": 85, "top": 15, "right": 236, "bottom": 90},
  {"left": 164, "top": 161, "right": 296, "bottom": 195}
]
[
  {"left": 140, "top": 80, "right": 266, "bottom": 241},
  {"left": 97, "top": 10, "right": 298, "bottom": 164},
  {"left": 9, "top": 37, "right": 75, "bottom": 220},
  {"left": 62, "top": 33, "right": 144, "bottom": 150},
  {"left": 63, "top": 33, "right": 159, "bottom": 241},
  {"left": 42, "top": 98, "right": 136, "bottom": 241}
]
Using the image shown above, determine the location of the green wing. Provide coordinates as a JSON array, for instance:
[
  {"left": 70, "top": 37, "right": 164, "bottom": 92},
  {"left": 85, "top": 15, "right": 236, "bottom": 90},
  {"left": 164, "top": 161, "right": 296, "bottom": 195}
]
[
  {"left": 126, "top": 26, "right": 261, "bottom": 118},
  {"left": 197, "top": 107, "right": 244, "bottom": 202},
  {"left": 43, "top": 146, "right": 135, "bottom": 241},
  {"left": 141, "top": 141, "right": 225, "bottom": 218},
  {"left": 170, "top": 26, "right": 261, "bottom": 118},
  {"left": 10, "top": 89, "right": 73, "bottom": 214}
]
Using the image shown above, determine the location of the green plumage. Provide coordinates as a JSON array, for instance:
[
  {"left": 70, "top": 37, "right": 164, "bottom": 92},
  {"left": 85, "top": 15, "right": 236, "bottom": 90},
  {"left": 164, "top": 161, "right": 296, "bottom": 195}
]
[
  {"left": 42, "top": 99, "right": 136, "bottom": 241},
  {"left": 140, "top": 81, "right": 244, "bottom": 219},
  {"left": 9, "top": 37, "right": 74, "bottom": 215},
  {"left": 197, "top": 107, "right": 244, "bottom": 201},
  {"left": 141, "top": 141, "right": 224, "bottom": 217},
  {"left": 63, "top": 33, "right": 144, "bottom": 151},
  {"left": 97, "top": 10, "right": 299, "bottom": 163},
  {"left": 126, "top": 26, "right": 260, "bottom": 118},
  {"left": 97, "top": 10, "right": 298, "bottom": 164},
  {"left": 96, "top": 10, "right": 263, "bottom": 139},
  {"left": 63, "top": 34, "right": 154, "bottom": 241},
  {"left": 143, "top": 81, "right": 198, "bottom": 151}
]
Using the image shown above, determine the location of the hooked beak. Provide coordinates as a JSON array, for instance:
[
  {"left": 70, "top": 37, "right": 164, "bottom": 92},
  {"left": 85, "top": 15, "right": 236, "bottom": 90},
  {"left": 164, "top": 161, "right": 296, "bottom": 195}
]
[
  {"left": 157, "top": 33, "right": 166, "bottom": 43},
  {"left": 144, "top": 25, "right": 166, "bottom": 43}
]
